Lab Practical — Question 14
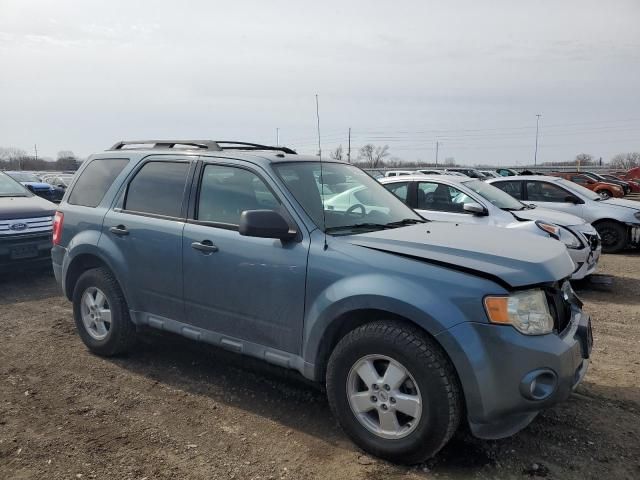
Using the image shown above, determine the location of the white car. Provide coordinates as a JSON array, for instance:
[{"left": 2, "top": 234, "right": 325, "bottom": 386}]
[
  {"left": 488, "top": 175, "right": 640, "bottom": 253},
  {"left": 384, "top": 170, "right": 414, "bottom": 177},
  {"left": 414, "top": 169, "right": 443, "bottom": 175},
  {"left": 380, "top": 175, "right": 601, "bottom": 280}
]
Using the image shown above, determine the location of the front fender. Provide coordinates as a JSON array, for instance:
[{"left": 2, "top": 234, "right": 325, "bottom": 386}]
[{"left": 302, "top": 272, "right": 490, "bottom": 369}]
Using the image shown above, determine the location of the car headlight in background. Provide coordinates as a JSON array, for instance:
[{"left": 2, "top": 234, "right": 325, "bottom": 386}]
[
  {"left": 536, "top": 221, "right": 583, "bottom": 249},
  {"left": 484, "top": 289, "right": 554, "bottom": 335}
]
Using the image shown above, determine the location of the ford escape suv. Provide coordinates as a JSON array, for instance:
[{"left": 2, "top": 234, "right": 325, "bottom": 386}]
[{"left": 52, "top": 140, "right": 593, "bottom": 464}]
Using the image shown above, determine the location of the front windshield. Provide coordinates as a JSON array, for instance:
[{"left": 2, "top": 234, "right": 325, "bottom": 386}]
[
  {"left": 8, "top": 172, "right": 40, "bottom": 182},
  {"left": 463, "top": 179, "right": 526, "bottom": 210},
  {"left": 0, "top": 172, "right": 30, "bottom": 196},
  {"left": 274, "top": 162, "right": 424, "bottom": 234},
  {"left": 556, "top": 178, "right": 601, "bottom": 201}
]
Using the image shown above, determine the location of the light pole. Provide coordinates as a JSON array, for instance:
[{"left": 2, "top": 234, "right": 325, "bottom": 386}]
[
  {"left": 534, "top": 114, "right": 542, "bottom": 166},
  {"left": 435, "top": 141, "right": 441, "bottom": 167}
]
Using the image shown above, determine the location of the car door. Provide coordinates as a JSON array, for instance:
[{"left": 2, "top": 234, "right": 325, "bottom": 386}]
[
  {"left": 182, "top": 160, "right": 309, "bottom": 354},
  {"left": 523, "top": 180, "right": 585, "bottom": 217},
  {"left": 101, "top": 157, "right": 193, "bottom": 323},
  {"left": 414, "top": 181, "right": 487, "bottom": 225}
]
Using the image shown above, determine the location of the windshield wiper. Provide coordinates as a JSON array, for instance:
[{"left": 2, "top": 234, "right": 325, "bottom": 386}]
[
  {"left": 325, "top": 223, "right": 391, "bottom": 234},
  {"left": 384, "top": 218, "right": 427, "bottom": 227},
  {"left": 501, "top": 207, "right": 526, "bottom": 211}
]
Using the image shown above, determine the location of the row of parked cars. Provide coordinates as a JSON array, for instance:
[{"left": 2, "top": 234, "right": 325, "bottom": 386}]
[
  {"left": 381, "top": 167, "right": 640, "bottom": 198},
  {"left": 2, "top": 140, "right": 639, "bottom": 464},
  {"left": 374, "top": 168, "right": 640, "bottom": 254},
  {"left": 0, "top": 170, "right": 75, "bottom": 203}
]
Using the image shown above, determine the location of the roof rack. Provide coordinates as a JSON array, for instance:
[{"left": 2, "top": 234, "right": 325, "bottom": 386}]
[{"left": 109, "top": 140, "right": 296, "bottom": 155}]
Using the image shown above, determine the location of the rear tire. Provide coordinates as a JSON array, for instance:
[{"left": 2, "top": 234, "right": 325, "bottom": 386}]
[
  {"left": 326, "top": 320, "right": 462, "bottom": 464},
  {"left": 595, "top": 221, "right": 627, "bottom": 253},
  {"left": 72, "top": 267, "right": 136, "bottom": 356}
]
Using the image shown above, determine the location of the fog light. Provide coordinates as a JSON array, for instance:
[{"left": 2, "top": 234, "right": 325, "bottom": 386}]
[{"left": 520, "top": 369, "right": 557, "bottom": 401}]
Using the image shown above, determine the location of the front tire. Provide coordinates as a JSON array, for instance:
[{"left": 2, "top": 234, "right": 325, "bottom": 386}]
[
  {"left": 72, "top": 267, "right": 136, "bottom": 356},
  {"left": 599, "top": 189, "right": 612, "bottom": 199},
  {"left": 595, "top": 221, "right": 627, "bottom": 253},
  {"left": 326, "top": 321, "right": 462, "bottom": 464}
]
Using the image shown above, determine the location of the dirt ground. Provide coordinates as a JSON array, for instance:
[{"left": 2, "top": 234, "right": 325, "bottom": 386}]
[{"left": 1, "top": 252, "right": 639, "bottom": 480}]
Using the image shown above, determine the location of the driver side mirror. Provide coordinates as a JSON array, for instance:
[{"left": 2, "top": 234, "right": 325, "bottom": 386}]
[
  {"left": 239, "top": 210, "right": 297, "bottom": 241},
  {"left": 564, "top": 195, "right": 582, "bottom": 204},
  {"left": 586, "top": 180, "right": 595, "bottom": 185},
  {"left": 463, "top": 202, "right": 488, "bottom": 215}
]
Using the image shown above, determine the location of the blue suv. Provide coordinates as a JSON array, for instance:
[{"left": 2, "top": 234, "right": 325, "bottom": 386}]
[{"left": 52, "top": 140, "right": 593, "bottom": 463}]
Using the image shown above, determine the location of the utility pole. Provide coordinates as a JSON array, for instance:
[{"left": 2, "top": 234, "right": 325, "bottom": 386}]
[
  {"left": 276, "top": 128, "right": 279, "bottom": 146},
  {"left": 347, "top": 127, "right": 351, "bottom": 163},
  {"left": 435, "top": 141, "right": 440, "bottom": 167},
  {"left": 34, "top": 144, "right": 38, "bottom": 162},
  {"left": 534, "top": 114, "right": 541, "bottom": 166}
]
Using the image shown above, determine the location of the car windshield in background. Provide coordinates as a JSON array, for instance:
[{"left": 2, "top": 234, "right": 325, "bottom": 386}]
[
  {"left": 274, "top": 162, "right": 424, "bottom": 234},
  {"left": 0, "top": 173, "right": 29, "bottom": 196},
  {"left": 463, "top": 179, "right": 526, "bottom": 210},
  {"left": 556, "top": 178, "right": 602, "bottom": 201},
  {"left": 8, "top": 172, "right": 41, "bottom": 183}
]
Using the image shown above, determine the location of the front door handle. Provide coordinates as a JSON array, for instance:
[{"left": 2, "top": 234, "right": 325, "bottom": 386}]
[
  {"left": 191, "top": 240, "right": 218, "bottom": 253},
  {"left": 110, "top": 225, "right": 129, "bottom": 236}
]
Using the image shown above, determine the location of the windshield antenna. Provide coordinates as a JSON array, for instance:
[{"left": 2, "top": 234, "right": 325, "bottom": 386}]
[{"left": 316, "top": 94, "right": 328, "bottom": 251}]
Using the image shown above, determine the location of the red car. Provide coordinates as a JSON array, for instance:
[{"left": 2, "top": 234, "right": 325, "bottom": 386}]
[{"left": 601, "top": 173, "right": 640, "bottom": 193}]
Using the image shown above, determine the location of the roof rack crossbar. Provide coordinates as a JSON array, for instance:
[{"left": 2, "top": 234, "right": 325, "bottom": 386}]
[{"left": 215, "top": 141, "right": 297, "bottom": 155}]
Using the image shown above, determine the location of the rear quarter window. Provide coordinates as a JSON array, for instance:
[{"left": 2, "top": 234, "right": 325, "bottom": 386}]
[{"left": 68, "top": 159, "right": 129, "bottom": 207}]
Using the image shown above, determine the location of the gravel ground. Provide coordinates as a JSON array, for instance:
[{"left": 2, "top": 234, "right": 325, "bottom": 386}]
[{"left": 1, "top": 252, "right": 639, "bottom": 480}]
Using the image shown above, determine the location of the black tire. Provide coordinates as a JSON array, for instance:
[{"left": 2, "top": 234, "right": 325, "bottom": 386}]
[
  {"left": 72, "top": 267, "right": 136, "bottom": 356},
  {"left": 326, "top": 321, "right": 462, "bottom": 464},
  {"left": 595, "top": 220, "right": 627, "bottom": 253},
  {"left": 599, "top": 189, "right": 612, "bottom": 199}
]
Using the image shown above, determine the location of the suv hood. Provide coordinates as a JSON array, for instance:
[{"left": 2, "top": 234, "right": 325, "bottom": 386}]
[
  {"left": 511, "top": 206, "right": 587, "bottom": 227},
  {"left": 0, "top": 195, "right": 56, "bottom": 220},
  {"left": 346, "top": 222, "right": 574, "bottom": 288},
  {"left": 601, "top": 198, "right": 640, "bottom": 211}
]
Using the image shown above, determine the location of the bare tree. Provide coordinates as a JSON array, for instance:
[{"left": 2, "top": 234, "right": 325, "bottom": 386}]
[
  {"left": 358, "top": 144, "right": 390, "bottom": 168},
  {"left": 574, "top": 153, "right": 595, "bottom": 166},
  {"left": 330, "top": 145, "right": 344, "bottom": 161},
  {"left": 610, "top": 152, "right": 640, "bottom": 170},
  {"left": 444, "top": 157, "right": 456, "bottom": 166}
]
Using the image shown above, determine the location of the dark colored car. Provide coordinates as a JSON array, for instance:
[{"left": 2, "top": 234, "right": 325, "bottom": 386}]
[
  {"left": 5, "top": 171, "right": 65, "bottom": 203},
  {"left": 0, "top": 171, "right": 56, "bottom": 271},
  {"left": 444, "top": 167, "right": 487, "bottom": 179}
]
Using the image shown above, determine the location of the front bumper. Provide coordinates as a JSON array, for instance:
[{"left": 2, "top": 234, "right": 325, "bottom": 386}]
[
  {"left": 569, "top": 245, "right": 601, "bottom": 280},
  {"left": 0, "top": 233, "right": 53, "bottom": 272},
  {"left": 436, "top": 308, "right": 591, "bottom": 440}
]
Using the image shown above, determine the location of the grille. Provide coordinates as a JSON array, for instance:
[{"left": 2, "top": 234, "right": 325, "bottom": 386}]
[
  {"left": 545, "top": 282, "right": 573, "bottom": 334},
  {"left": 582, "top": 232, "right": 600, "bottom": 251},
  {"left": 0, "top": 216, "right": 53, "bottom": 236}
]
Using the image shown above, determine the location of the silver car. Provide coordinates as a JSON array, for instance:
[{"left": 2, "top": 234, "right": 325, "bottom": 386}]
[
  {"left": 488, "top": 175, "right": 640, "bottom": 253},
  {"left": 380, "top": 175, "right": 601, "bottom": 280}
]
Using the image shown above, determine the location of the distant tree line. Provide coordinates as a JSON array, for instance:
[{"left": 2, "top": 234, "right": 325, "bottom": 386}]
[
  {"left": 328, "top": 143, "right": 640, "bottom": 170},
  {"left": 0, "top": 147, "right": 82, "bottom": 171}
]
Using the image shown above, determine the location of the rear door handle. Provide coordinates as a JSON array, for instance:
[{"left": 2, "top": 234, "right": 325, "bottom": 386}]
[
  {"left": 110, "top": 225, "right": 129, "bottom": 236},
  {"left": 191, "top": 240, "right": 218, "bottom": 253}
]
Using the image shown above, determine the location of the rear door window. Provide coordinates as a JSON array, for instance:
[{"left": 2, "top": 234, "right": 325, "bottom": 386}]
[
  {"left": 68, "top": 159, "right": 129, "bottom": 207},
  {"left": 525, "top": 181, "right": 570, "bottom": 202},
  {"left": 124, "top": 161, "right": 190, "bottom": 217},
  {"left": 492, "top": 181, "right": 523, "bottom": 200}
]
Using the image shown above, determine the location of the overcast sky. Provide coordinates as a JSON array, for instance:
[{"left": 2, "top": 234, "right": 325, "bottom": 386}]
[{"left": 1, "top": 0, "right": 639, "bottom": 166}]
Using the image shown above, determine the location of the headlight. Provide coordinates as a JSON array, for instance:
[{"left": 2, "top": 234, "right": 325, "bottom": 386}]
[
  {"left": 536, "top": 221, "right": 582, "bottom": 249},
  {"left": 634, "top": 212, "right": 640, "bottom": 221},
  {"left": 484, "top": 289, "right": 554, "bottom": 335}
]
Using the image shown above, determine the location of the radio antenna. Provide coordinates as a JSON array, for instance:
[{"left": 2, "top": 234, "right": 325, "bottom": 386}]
[{"left": 316, "top": 94, "right": 328, "bottom": 251}]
